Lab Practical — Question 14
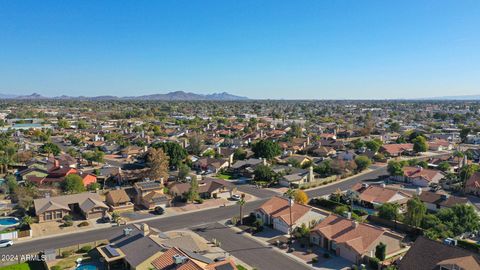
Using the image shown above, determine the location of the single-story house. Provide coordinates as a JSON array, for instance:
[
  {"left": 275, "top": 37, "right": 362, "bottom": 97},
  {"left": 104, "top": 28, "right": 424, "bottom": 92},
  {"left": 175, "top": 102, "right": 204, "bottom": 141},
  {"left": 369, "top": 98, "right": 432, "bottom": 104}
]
[
  {"left": 418, "top": 191, "right": 469, "bottom": 212},
  {"left": 393, "top": 166, "right": 445, "bottom": 187},
  {"left": 169, "top": 178, "right": 236, "bottom": 200},
  {"left": 310, "top": 214, "right": 404, "bottom": 264},
  {"left": 465, "top": 172, "right": 480, "bottom": 196},
  {"left": 34, "top": 192, "right": 108, "bottom": 223},
  {"left": 254, "top": 196, "right": 325, "bottom": 234},
  {"left": 398, "top": 236, "right": 480, "bottom": 270},
  {"left": 105, "top": 189, "right": 134, "bottom": 212},
  {"left": 351, "top": 183, "right": 412, "bottom": 209}
]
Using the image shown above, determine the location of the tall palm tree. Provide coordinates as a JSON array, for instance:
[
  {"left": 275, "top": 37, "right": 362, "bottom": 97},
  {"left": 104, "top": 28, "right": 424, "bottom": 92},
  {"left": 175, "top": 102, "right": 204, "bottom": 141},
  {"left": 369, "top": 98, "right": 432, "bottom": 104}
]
[{"left": 237, "top": 194, "right": 246, "bottom": 225}]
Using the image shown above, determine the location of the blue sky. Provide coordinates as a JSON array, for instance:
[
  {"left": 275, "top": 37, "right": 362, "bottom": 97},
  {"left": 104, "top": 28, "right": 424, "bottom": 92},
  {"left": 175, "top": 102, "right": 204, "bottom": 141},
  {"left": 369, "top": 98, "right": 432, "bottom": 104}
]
[{"left": 0, "top": 0, "right": 479, "bottom": 99}]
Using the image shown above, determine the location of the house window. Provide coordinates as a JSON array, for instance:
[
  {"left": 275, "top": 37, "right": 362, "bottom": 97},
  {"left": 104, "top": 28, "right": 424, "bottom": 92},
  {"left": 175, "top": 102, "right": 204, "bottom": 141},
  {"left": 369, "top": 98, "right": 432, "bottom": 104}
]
[
  {"left": 45, "top": 212, "right": 52, "bottom": 220},
  {"left": 55, "top": 211, "right": 62, "bottom": 219}
]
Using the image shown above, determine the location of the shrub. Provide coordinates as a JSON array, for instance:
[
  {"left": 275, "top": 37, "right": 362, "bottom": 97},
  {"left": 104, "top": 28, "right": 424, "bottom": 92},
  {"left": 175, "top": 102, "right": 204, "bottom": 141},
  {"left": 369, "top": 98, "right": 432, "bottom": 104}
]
[
  {"left": 51, "top": 266, "right": 61, "bottom": 270},
  {"left": 78, "top": 245, "right": 92, "bottom": 253},
  {"left": 63, "top": 214, "right": 73, "bottom": 221},
  {"left": 62, "top": 220, "right": 73, "bottom": 227},
  {"left": 353, "top": 208, "right": 368, "bottom": 216},
  {"left": 194, "top": 198, "right": 204, "bottom": 204},
  {"left": 61, "top": 250, "right": 73, "bottom": 258},
  {"left": 78, "top": 221, "right": 89, "bottom": 227},
  {"left": 311, "top": 257, "right": 318, "bottom": 263},
  {"left": 457, "top": 239, "right": 480, "bottom": 252},
  {"left": 369, "top": 257, "right": 380, "bottom": 269},
  {"left": 323, "top": 253, "right": 330, "bottom": 258}
]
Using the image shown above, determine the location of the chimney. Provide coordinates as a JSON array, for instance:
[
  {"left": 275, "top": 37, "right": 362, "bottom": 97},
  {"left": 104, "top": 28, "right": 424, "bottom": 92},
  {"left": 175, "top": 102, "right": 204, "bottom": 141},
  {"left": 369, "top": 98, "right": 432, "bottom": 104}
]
[
  {"left": 416, "top": 187, "right": 422, "bottom": 196},
  {"left": 307, "top": 136, "right": 310, "bottom": 145},
  {"left": 380, "top": 183, "right": 386, "bottom": 188},
  {"left": 54, "top": 159, "right": 60, "bottom": 168},
  {"left": 262, "top": 158, "right": 267, "bottom": 166},
  {"left": 217, "top": 147, "right": 222, "bottom": 155},
  {"left": 140, "top": 223, "right": 150, "bottom": 236},
  {"left": 353, "top": 221, "right": 359, "bottom": 228},
  {"left": 309, "top": 166, "right": 314, "bottom": 183}
]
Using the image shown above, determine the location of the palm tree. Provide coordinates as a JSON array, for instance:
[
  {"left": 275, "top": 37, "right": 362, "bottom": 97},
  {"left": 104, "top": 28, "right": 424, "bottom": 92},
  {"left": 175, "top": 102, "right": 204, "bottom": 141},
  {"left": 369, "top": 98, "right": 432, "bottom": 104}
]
[{"left": 237, "top": 194, "right": 246, "bottom": 225}]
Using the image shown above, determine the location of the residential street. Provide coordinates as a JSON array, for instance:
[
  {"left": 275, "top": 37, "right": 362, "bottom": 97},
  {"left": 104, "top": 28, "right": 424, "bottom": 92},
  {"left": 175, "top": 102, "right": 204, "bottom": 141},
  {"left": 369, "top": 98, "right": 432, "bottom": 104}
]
[
  {"left": 0, "top": 166, "right": 387, "bottom": 263},
  {"left": 192, "top": 222, "right": 310, "bottom": 270}
]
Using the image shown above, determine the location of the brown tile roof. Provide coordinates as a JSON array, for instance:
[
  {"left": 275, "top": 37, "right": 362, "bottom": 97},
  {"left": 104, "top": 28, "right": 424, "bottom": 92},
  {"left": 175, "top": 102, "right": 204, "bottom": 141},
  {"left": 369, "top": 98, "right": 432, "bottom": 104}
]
[
  {"left": 106, "top": 189, "right": 131, "bottom": 205},
  {"left": 311, "top": 214, "right": 386, "bottom": 255},
  {"left": 466, "top": 172, "right": 480, "bottom": 190},
  {"left": 380, "top": 143, "right": 413, "bottom": 155},
  {"left": 352, "top": 183, "right": 412, "bottom": 204},
  {"left": 419, "top": 191, "right": 468, "bottom": 208},
  {"left": 257, "top": 196, "right": 312, "bottom": 226},
  {"left": 402, "top": 166, "right": 443, "bottom": 182},
  {"left": 398, "top": 236, "right": 480, "bottom": 270}
]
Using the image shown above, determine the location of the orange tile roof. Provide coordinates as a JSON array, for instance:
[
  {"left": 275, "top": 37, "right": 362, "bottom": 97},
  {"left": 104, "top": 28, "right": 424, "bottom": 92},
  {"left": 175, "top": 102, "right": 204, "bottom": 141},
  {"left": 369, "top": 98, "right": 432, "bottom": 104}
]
[
  {"left": 257, "top": 196, "right": 312, "bottom": 225},
  {"left": 352, "top": 183, "right": 411, "bottom": 204},
  {"left": 311, "top": 215, "right": 385, "bottom": 254},
  {"left": 402, "top": 166, "right": 443, "bottom": 182},
  {"left": 151, "top": 247, "right": 203, "bottom": 270}
]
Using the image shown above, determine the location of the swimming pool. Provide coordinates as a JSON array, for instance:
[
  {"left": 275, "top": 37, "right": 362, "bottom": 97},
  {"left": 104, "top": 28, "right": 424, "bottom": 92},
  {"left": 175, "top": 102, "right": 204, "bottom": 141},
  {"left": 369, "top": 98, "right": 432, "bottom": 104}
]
[
  {"left": 0, "top": 217, "right": 19, "bottom": 227},
  {"left": 76, "top": 264, "right": 98, "bottom": 270}
]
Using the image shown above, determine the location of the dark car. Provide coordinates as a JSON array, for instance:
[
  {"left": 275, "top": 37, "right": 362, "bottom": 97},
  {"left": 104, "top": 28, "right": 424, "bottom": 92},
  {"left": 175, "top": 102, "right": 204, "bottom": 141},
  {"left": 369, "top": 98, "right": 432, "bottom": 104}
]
[{"left": 153, "top": 206, "right": 164, "bottom": 215}]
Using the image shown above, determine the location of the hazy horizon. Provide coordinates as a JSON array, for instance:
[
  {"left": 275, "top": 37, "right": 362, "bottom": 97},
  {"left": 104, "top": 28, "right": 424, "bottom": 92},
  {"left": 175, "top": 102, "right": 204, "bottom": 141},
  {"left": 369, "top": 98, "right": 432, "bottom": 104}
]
[{"left": 1, "top": 1, "right": 479, "bottom": 99}]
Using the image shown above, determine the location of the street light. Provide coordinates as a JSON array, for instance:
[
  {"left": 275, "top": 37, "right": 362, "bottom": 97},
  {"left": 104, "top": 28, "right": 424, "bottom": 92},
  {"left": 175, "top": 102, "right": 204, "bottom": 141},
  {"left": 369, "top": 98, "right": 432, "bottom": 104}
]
[{"left": 288, "top": 196, "right": 294, "bottom": 246}]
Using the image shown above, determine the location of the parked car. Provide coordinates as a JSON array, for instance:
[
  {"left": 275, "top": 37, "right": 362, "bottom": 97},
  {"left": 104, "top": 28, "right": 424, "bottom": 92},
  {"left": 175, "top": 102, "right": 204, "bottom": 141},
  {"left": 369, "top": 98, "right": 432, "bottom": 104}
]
[
  {"left": 231, "top": 194, "right": 241, "bottom": 201},
  {"left": 0, "top": 240, "right": 13, "bottom": 248},
  {"left": 153, "top": 206, "right": 164, "bottom": 215}
]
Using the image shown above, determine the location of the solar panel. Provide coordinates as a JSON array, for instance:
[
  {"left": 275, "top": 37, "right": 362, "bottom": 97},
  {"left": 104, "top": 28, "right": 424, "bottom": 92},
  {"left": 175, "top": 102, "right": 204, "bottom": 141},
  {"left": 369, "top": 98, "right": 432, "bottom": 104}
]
[{"left": 104, "top": 245, "right": 120, "bottom": 257}]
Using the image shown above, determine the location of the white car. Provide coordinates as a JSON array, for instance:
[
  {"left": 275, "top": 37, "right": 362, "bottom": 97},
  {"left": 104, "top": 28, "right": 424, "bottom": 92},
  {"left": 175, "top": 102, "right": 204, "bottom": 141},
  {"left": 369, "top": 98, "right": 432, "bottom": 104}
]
[
  {"left": 231, "top": 194, "right": 241, "bottom": 201},
  {"left": 0, "top": 240, "right": 13, "bottom": 248}
]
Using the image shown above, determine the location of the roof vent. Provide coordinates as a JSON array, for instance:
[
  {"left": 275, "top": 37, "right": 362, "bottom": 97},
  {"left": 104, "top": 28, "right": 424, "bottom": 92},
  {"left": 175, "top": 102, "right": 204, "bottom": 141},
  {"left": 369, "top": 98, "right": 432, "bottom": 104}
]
[
  {"left": 123, "top": 228, "right": 133, "bottom": 236},
  {"left": 173, "top": 254, "right": 188, "bottom": 264}
]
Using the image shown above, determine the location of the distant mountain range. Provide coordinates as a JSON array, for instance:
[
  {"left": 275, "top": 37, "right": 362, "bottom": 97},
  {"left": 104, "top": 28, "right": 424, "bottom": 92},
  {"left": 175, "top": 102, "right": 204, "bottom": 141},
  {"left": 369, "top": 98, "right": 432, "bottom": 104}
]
[
  {"left": 0, "top": 91, "right": 249, "bottom": 101},
  {"left": 421, "top": 94, "right": 480, "bottom": 100}
]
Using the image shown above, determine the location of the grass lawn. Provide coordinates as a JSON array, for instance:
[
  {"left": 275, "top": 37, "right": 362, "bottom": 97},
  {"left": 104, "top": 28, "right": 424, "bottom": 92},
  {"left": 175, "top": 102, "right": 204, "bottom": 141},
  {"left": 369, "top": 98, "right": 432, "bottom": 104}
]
[
  {"left": 236, "top": 265, "right": 248, "bottom": 270},
  {"left": 0, "top": 263, "right": 31, "bottom": 270},
  {"left": 0, "top": 261, "right": 45, "bottom": 270},
  {"left": 216, "top": 173, "right": 233, "bottom": 180}
]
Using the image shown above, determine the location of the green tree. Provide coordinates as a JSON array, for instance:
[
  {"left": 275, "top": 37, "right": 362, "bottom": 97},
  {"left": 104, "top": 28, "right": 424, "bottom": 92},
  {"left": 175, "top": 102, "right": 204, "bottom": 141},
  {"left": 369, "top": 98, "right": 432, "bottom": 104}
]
[
  {"left": 460, "top": 127, "right": 471, "bottom": 143},
  {"left": 438, "top": 161, "right": 451, "bottom": 172},
  {"left": 404, "top": 197, "right": 426, "bottom": 227},
  {"left": 377, "top": 203, "right": 401, "bottom": 221},
  {"left": 233, "top": 148, "right": 247, "bottom": 161},
  {"left": 63, "top": 174, "right": 86, "bottom": 193},
  {"left": 154, "top": 142, "right": 187, "bottom": 168},
  {"left": 177, "top": 164, "right": 190, "bottom": 181},
  {"left": 354, "top": 156, "right": 371, "bottom": 172},
  {"left": 57, "top": 119, "right": 69, "bottom": 129},
  {"left": 375, "top": 242, "right": 387, "bottom": 261},
  {"left": 389, "top": 122, "right": 401, "bottom": 132},
  {"left": 387, "top": 161, "right": 404, "bottom": 176},
  {"left": 365, "top": 140, "right": 382, "bottom": 152},
  {"left": 252, "top": 140, "right": 281, "bottom": 159},
  {"left": 187, "top": 177, "right": 199, "bottom": 202},
  {"left": 412, "top": 136, "right": 428, "bottom": 153},
  {"left": 87, "top": 182, "right": 100, "bottom": 191},
  {"left": 254, "top": 165, "right": 275, "bottom": 182},
  {"left": 40, "top": 142, "right": 61, "bottom": 157},
  {"left": 77, "top": 119, "right": 88, "bottom": 129}
]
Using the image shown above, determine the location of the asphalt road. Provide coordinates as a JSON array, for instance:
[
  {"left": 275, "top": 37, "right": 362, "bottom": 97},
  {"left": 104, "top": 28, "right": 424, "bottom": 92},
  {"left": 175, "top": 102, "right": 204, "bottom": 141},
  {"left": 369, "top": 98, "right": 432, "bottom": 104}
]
[
  {"left": 0, "top": 166, "right": 387, "bottom": 261},
  {"left": 192, "top": 223, "right": 309, "bottom": 270}
]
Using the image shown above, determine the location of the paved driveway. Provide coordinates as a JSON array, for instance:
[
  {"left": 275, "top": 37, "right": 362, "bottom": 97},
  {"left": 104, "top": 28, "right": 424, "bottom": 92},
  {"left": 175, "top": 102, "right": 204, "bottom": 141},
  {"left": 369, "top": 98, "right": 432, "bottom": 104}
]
[{"left": 192, "top": 223, "right": 310, "bottom": 270}]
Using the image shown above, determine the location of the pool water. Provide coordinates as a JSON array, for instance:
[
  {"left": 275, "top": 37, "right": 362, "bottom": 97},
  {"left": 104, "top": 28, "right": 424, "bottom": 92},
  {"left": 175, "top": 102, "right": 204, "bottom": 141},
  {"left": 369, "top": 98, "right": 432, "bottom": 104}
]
[
  {"left": 0, "top": 218, "right": 19, "bottom": 226},
  {"left": 76, "top": 264, "right": 98, "bottom": 270}
]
